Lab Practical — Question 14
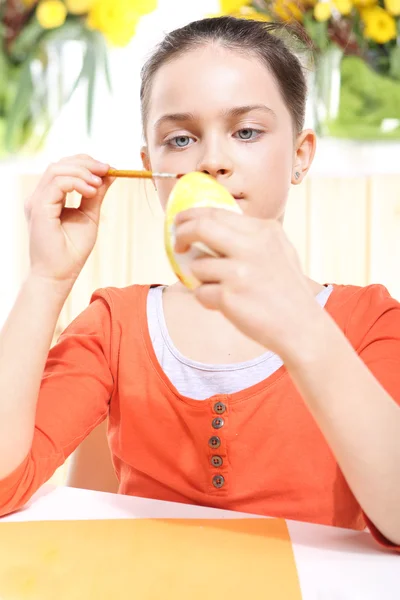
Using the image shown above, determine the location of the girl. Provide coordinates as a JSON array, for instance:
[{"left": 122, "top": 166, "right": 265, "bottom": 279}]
[{"left": 0, "top": 16, "right": 399, "bottom": 550}]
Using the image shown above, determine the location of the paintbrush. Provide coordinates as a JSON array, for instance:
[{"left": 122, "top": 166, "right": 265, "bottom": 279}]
[{"left": 107, "top": 169, "right": 183, "bottom": 180}]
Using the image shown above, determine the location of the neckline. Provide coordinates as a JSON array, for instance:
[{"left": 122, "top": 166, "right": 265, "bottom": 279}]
[
  {"left": 153, "top": 284, "right": 333, "bottom": 372},
  {"left": 153, "top": 285, "right": 277, "bottom": 372},
  {"left": 139, "top": 284, "right": 337, "bottom": 407}
]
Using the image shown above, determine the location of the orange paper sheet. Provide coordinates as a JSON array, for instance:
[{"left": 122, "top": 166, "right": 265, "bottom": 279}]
[{"left": 0, "top": 518, "right": 302, "bottom": 599}]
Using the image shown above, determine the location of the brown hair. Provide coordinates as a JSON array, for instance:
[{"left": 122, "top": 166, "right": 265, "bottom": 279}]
[{"left": 140, "top": 16, "right": 311, "bottom": 136}]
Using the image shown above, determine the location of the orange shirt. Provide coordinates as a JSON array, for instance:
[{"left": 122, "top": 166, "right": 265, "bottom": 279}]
[{"left": 1, "top": 283, "right": 399, "bottom": 550}]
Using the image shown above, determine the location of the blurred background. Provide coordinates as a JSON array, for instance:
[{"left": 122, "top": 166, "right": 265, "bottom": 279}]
[{"left": 1, "top": 0, "right": 400, "bottom": 485}]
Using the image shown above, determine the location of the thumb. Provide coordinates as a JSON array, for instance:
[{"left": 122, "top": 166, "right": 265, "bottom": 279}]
[{"left": 79, "top": 176, "right": 116, "bottom": 224}]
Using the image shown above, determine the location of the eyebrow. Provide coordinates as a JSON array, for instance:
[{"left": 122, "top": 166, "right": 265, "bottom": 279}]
[
  {"left": 154, "top": 104, "right": 276, "bottom": 129},
  {"left": 222, "top": 104, "right": 276, "bottom": 120}
]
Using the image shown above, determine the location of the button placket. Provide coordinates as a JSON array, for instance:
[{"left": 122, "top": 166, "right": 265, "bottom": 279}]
[{"left": 208, "top": 399, "right": 228, "bottom": 491}]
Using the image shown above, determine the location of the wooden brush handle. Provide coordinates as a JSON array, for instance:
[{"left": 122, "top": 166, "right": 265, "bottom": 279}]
[{"left": 107, "top": 169, "right": 153, "bottom": 179}]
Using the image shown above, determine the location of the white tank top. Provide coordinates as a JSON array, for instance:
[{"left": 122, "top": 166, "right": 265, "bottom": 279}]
[{"left": 147, "top": 285, "right": 333, "bottom": 400}]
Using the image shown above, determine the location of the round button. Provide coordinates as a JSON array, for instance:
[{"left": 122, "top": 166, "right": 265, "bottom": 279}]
[
  {"left": 212, "top": 474, "right": 225, "bottom": 489},
  {"left": 211, "top": 455, "right": 223, "bottom": 468},
  {"left": 208, "top": 436, "right": 221, "bottom": 449},
  {"left": 212, "top": 417, "right": 224, "bottom": 429},
  {"left": 214, "top": 402, "right": 226, "bottom": 415}
]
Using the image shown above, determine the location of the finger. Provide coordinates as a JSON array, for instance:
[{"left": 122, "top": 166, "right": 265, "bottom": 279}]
[
  {"left": 194, "top": 283, "right": 224, "bottom": 311},
  {"left": 30, "top": 177, "right": 99, "bottom": 219},
  {"left": 79, "top": 176, "right": 116, "bottom": 222},
  {"left": 175, "top": 207, "right": 256, "bottom": 234},
  {"left": 60, "top": 153, "right": 99, "bottom": 161},
  {"left": 59, "top": 155, "right": 109, "bottom": 176},
  {"left": 175, "top": 217, "right": 248, "bottom": 258},
  {"left": 47, "top": 164, "right": 104, "bottom": 190},
  {"left": 36, "top": 161, "right": 108, "bottom": 200},
  {"left": 190, "top": 257, "right": 243, "bottom": 285}
]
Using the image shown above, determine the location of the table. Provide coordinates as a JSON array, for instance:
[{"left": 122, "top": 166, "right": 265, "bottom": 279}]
[{"left": 2, "top": 485, "right": 399, "bottom": 598}]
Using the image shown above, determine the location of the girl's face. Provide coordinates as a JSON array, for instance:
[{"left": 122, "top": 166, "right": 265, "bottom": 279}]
[{"left": 142, "top": 44, "right": 315, "bottom": 220}]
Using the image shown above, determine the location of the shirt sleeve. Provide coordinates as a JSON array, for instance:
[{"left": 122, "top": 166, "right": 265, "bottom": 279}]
[
  {"left": 0, "top": 289, "right": 115, "bottom": 516},
  {"left": 352, "top": 285, "right": 400, "bottom": 551}
]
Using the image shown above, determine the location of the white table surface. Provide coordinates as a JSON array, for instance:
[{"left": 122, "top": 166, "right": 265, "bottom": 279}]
[{"left": 1, "top": 485, "right": 399, "bottom": 599}]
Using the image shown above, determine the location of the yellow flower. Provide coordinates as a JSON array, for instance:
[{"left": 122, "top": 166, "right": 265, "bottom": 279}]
[
  {"left": 87, "top": 0, "right": 155, "bottom": 46},
  {"left": 36, "top": 0, "right": 67, "bottom": 28},
  {"left": 219, "top": 0, "right": 252, "bottom": 12},
  {"left": 231, "top": 6, "right": 272, "bottom": 20},
  {"left": 384, "top": 0, "right": 400, "bottom": 15},
  {"left": 129, "top": 0, "right": 157, "bottom": 16},
  {"left": 311, "top": 0, "right": 352, "bottom": 17},
  {"left": 273, "top": 0, "right": 304, "bottom": 21},
  {"left": 361, "top": 5, "right": 397, "bottom": 43},
  {"left": 334, "top": 0, "right": 353, "bottom": 14},
  {"left": 353, "top": 0, "right": 376, "bottom": 7},
  {"left": 314, "top": 1, "right": 332, "bottom": 20},
  {"left": 65, "top": 0, "right": 95, "bottom": 14}
]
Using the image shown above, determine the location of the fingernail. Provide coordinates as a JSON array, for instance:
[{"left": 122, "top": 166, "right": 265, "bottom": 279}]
[{"left": 91, "top": 175, "right": 102, "bottom": 184}]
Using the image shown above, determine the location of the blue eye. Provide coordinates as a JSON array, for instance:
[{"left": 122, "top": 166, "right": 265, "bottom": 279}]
[
  {"left": 235, "top": 128, "right": 261, "bottom": 140},
  {"left": 169, "top": 135, "right": 193, "bottom": 148}
]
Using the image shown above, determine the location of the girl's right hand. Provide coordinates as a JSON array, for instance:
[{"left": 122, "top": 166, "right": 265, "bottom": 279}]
[{"left": 25, "top": 155, "right": 114, "bottom": 285}]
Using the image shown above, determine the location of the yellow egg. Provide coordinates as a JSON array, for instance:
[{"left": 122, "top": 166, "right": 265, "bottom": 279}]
[{"left": 164, "top": 172, "right": 242, "bottom": 289}]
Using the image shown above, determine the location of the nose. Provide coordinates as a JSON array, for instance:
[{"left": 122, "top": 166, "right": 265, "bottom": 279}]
[{"left": 196, "top": 139, "right": 233, "bottom": 179}]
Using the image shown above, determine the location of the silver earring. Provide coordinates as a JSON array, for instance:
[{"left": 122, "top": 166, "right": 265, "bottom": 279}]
[{"left": 294, "top": 171, "right": 300, "bottom": 180}]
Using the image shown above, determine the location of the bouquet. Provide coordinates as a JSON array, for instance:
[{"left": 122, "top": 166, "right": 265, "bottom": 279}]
[
  {"left": 0, "top": 0, "right": 156, "bottom": 156},
  {"left": 220, "top": 0, "right": 400, "bottom": 139}
]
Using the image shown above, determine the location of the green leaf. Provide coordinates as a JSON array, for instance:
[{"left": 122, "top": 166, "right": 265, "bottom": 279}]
[
  {"left": 39, "top": 22, "right": 94, "bottom": 114},
  {"left": 78, "top": 28, "right": 112, "bottom": 133},
  {"left": 352, "top": 12, "right": 367, "bottom": 55},
  {"left": 72, "top": 38, "right": 97, "bottom": 134},
  {"left": 302, "top": 12, "right": 329, "bottom": 53},
  {"left": 103, "top": 51, "right": 112, "bottom": 94},
  {"left": 94, "top": 31, "right": 112, "bottom": 93},
  {"left": 0, "top": 44, "right": 9, "bottom": 106},
  {"left": 8, "top": 17, "right": 45, "bottom": 64},
  {"left": 83, "top": 29, "right": 112, "bottom": 93},
  {"left": 61, "top": 48, "right": 87, "bottom": 108},
  {"left": 389, "top": 45, "right": 400, "bottom": 80},
  {"left": 40, "top": 18, "right": 86, "bottom": 45},
  {"left": 4, "top": 58, "right": 34, "bottom": 151}
]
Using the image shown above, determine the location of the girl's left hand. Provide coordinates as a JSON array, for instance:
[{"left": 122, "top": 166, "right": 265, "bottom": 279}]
[{"left": 174, "top": 207, "right": 322, "bottom": 360}]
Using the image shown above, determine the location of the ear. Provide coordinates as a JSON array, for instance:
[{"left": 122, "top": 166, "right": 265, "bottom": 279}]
[
  {"left": 291, "top": 129, "right": 316, "bottom": 185},
  {"left": 141, "top": 146, "right": 157, "bottom": 190},
  {"left": 141, "top": 146, "right": 151, "bottom": 171}
]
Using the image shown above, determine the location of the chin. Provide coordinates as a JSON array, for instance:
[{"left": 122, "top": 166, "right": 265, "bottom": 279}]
[{"left": 235, "top": 198, "right": 247, "bottom": 210}]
